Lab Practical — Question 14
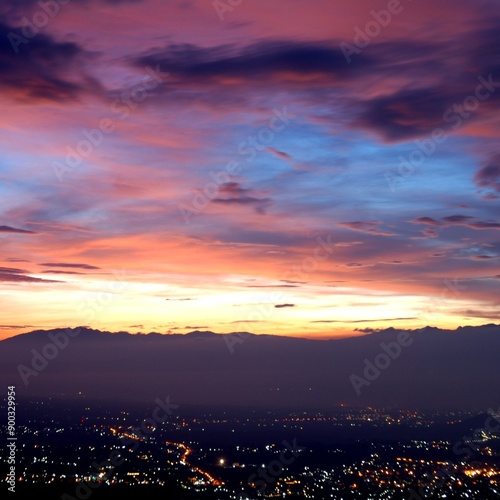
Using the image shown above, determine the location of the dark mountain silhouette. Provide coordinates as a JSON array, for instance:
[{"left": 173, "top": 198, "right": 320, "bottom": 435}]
[{"left": 1, "top": 325, "right": 499, "bottom": 410}]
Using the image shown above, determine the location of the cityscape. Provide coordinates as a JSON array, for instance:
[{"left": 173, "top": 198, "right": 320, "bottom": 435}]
[{"left": 2, "top": 397, "right": 500, "bottom": 498}]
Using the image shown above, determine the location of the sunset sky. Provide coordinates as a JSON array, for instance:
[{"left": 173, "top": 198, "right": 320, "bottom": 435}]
[{"left": 1, "top": 0, "right": 499, "bottom": 340}]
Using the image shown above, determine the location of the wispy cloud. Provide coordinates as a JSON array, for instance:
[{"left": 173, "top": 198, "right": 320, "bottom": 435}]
[
  {"left": 0, "top": 225, "right": 35, "bottom": 234},
  {"left": 40, "top": 263, "right": 101, "bottom": 270}
]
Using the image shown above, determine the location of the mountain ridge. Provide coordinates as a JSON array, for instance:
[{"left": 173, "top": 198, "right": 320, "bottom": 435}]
[
  {"left": 2, "top": 323, "right": 499, "bottom": 344},
  {"left": 1, "top": 324, "right": 499, "bottom": 410}
]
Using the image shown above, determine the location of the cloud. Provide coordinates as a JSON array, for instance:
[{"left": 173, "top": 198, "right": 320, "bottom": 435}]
[
  {"left": 312, "top": 317, "right": 417, "bottom": 324},
  {"left": 0, "top": 266, "right": 29, "bottom": 274},
  {"left": 338, "top": 220, "right": 396, "bottom": 236},
  {"left": 274, "top": 303, "right": 295, "bottom": 308},
  {"left": 230, "top": 320, "right": 262, "bottom": 324},
  {"left": 411, "top": 215, "right": 500, "bottom": 235},
  {"left": 217, "top": 182, "right": 247, "bottom": 196},
  {"left": 0, "top": 266, "right": 60, "bottom": 283},
  {"left": 0, "top": 324, "right": 37, "bottom": 329},
  {"left": 356, "top": 86, "right": 457, "bottom": 142},
  {"left": 459, "top": 309, "right": 500, "bottom": 321},
  {"left": 212, "top": 182, "right": 272, "bottom": 214},
  {"left": 122, "top": 27, "right": 500, "bottom": 147},
  {"left": 0, "top": 22, "right": 98, "bottom": 102},
  {"left": 474, "top": 155, "right": 500, "bottom": 195},
  {"left": 266, "top": 147, "right": 293, "bottom": 162},
  {"left": 133, "top": 40, "right": 370, "bottom": 84},
  {"left": 41, "top": 270, "right": 85, "bottom": 275},
  {"left": 40, "top": 263, "right": 101, "bottom": 270},
  {"left": 0, "top": 225, "right": 35, "bottom": 234},
  {"left": 412, "top": 217, "right": 439, "bottom": 226},
  {"left": 349, "top": 27, "right": 500, "bottom": 142},
  {"left": 0, "top": 0, "right": 144, "bottom": 22}
]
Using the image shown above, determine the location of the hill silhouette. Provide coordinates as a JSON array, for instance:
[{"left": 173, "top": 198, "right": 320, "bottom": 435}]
[{"left": 1, "top": 325, "right": 499, "bottom": 410}]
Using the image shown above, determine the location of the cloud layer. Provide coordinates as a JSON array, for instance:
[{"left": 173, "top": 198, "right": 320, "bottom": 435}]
[{"left": 0, "top": 0, "right": 499, "bottom": 338}]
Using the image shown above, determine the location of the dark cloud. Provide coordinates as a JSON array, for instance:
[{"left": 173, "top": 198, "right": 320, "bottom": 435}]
[
  {"left": 462, "top": 220, "right": 500, "bottom": 229},
  {"left": 133, "top": 40, "right": 371, "bottom": 83},
  {"left": 0, "top": 225, "right": 35, "bottom": 234},
  {"left": 459, "top": 310, "right": 500, "bottom": 320},
  {"left": 266, "top": 147, "right": 293, "bottom": 161},
  {"left": 41, "top": 270, "right": 85, "bottom": 275},
  {"left": 0, "top": 266, "right": 29, "bottom": 274},
  {"left": 0, "top": 324, "right": 37, "bottom": 329},
  {"left": 127, "top": 31, "right": 500, "bottom": 146},
  {"left": 356, "top": 86, "right": 457, "bottom": 142},
  {"left": 213, "top": 196, "right": 271, "bottom": 207},
  {"left": 218, "top": 182, "right": 247, "bottom": 195},
  {"left": 0, "top": 22, "right": 98, "bottom": 102},
  {"left": 131, "top": 34, "right": 500, "bottom": 144},
  {"left": 474, "top": 155, "right": 500, "bottom": 194},
  {"left": 348, "top": 30, "right": 500, "bottom": 142},
  {"left": 0, "top": 0, "right": 142, "bottom": 18},
  {"left": 0, "top": 325, "right": 40, "bottom": 330},
  {"left": 413, "top": 217, "right": 439, "bottom": 226},
  {"left": 0, "top": 270, "right": 60, "bottom": 283},
  {"left": 442, "top": 215, "right": 475, "bottom": 224},
  {"left": 411, "top": 215, "right": 500, "bottom": 235},
  {"left": 274, "top": 303, "right": 295, "bottom": 308},
  {"left": 213, "top": 182, "right": 272, "bottom": 214},
  {"left": 40, "top": 263, "right": 100, "bottom": 270}
]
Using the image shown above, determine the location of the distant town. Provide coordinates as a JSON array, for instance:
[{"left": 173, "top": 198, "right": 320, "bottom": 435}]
[{"left": 2, "top": 398, "right": 499, "bottom": 499}]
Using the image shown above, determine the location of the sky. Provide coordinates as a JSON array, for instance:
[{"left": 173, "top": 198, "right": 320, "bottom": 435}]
[{"left": 0, "top": 0, "right": 499, "bottom": 340}]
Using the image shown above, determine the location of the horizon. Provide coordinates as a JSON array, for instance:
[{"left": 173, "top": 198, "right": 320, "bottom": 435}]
[{"left": 3, "top": 322, "right": 500, "bottom": 342}]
